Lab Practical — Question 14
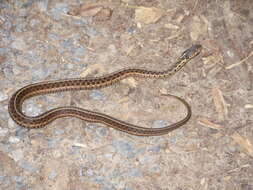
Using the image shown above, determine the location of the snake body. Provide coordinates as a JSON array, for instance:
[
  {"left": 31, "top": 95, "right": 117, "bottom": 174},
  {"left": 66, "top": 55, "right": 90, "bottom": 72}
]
[{"left": 8, "top": 44, "right": 202, "bottom": 136}]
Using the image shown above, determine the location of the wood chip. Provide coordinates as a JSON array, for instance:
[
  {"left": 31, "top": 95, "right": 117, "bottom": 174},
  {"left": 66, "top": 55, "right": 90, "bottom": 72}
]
[
  {"left": 164, "top": 23, "right": 179, "bottom": 30},
  {"left": 72, "top": 143, "right": 87, "bottom": 148},
  {"left": 117, "top": 96, "right": 130, "bottom": 104},
  {"left": 135, "top": 6, "right": 163, "bottom": 24},
  {"left": 244, "top": 104, "right": 253, "bottom": 109},
  {"left": 197, "top": 117, "right": 224, "bottom": 130},
  {"left": 183, "top": 143, "right": 199, "bottom": 152},
  {"left": 121, "top": 77, "right": 137, "bottom": 88},
  {"left": 159, "top": 88, "right": 168, "bottom": 95},
  {"left": 231, "top": 132, "right": 253, "bottom": 157},
  {"left": 212, "top": 87, "right": 228, "bottom": 121}
]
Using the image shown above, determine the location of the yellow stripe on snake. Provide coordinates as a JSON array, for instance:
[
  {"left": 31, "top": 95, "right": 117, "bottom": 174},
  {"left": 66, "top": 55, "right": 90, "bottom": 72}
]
[{"left": 8, "top": 44, "right": 202, "bottom": 136}]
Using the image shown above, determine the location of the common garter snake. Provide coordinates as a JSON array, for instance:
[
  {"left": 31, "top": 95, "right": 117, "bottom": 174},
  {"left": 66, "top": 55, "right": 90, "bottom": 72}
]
[{"left": 8, "top": 44, "right": 202, "bottom": 136}]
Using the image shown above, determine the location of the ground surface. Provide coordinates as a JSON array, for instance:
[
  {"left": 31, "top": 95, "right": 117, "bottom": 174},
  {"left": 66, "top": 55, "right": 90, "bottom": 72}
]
[{"left": 0, "top": 0, "right": 253, "bottom": 189}]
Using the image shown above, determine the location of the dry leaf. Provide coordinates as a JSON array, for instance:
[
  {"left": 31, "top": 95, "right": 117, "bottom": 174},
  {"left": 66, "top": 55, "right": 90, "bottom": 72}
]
[
  {"left": 135, "top": 6, "right": 163, "bottom": 24},
  {"left": 68, "top": 4, "right": 103, "bottom": 17},
  {"left": 212, "top": 87, "right": 228, "bottom": 121},
  {"left": 231, "top": 132, "right": 253, "bottom": 157},
  {"left": 164, "top": 23, "right": 179, "bottom": 30},
  {"left": 197, "top": 117, "right": 224, "bottom": 130},
  {"left": 80, "top": 4, "right": 103, "bottom": 17},
  {"left": 94, "top": 7, "right": 112, "bottom": 21}
]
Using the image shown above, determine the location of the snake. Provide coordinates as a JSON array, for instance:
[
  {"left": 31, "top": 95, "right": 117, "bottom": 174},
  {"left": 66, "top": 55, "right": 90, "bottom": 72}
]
[{"left": 8, "top": 44, "right": 202, "bottom": 136}]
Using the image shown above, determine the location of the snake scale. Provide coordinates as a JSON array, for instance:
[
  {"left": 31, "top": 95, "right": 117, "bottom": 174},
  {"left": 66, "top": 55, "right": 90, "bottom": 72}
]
[{"left": 8, "top": 44, "right": 202, "bottom": 136}]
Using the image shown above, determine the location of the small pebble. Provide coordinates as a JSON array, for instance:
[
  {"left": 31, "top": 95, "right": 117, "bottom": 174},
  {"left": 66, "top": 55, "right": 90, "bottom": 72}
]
[
  {"left": 48, "top": 170, "right": 58, "bottom": 180},
  {"left": 29, "top": 19, "right": 40, "bottom": 28},
  {"left": 112, "top": 140, "right": 135, "bottom": 158},
  {"left": 96, "top": 127, "right": 108, "bottom": 137},
  {"left": 86, "top": 168, "right": 94, "bottom": 177},
  {"left": 8, "top": 118, "right": 16, "bottom": 128},
  {"left": 19, "top": 161, "right": 38, "bottom": 173},
  {"left": 0, "top": 175, "right": 5, "bottom": 182},
  {"left": 70, "top": 57, "right": 81, "bottom": 63},
  {"left": 47, "top": 34, "right": 60, "bottom": 45},
  {"left": 138, "top": 155, "right": 154, "bottom": 164},
  {"left": 51, "top": 3, "right": 69, "bottom": 20},
  {"left": 24, "top": 102, "right": 42, "bottom": 117},
  {"left": 73, "top": 19, "right": 87, "bottom": 26},
  {"left": 0, "top": 128, "right": 8, "bottom": 137},
  {"left": 15, "top": 182, "right": 26, "bottom": 190},
  {"left": 15, "top": 18, "right": 28, "bottom": 32},
  {"left": 128, "top": 168, "right": 142, "bottom": 178},
  {"left": 72, "top": 46, "right": 85, "bottom": 57},
  {"left": 89, "top": 90, "right": 106, "bottom": 100},
  {"left": 54, "top": 128, "right": 65, "bottom": 135},
  {"left": 15, "top": 127, "right": 29, "bottom": 139},
  {"left": 13, "top": 176, "right": 26, "bottom": 190},
  {"left": 81, "top": 154, "right": 96, "bottom": 163},
  {"left": 126, "top": 27, "right": 136, "bottom": 34},
  {"left": 31, "top": 65, "right": 51, "bottom": 80},
  {"left": 149, "top": 166, "right": 160, "bottom": 173},
  {"left": 85, "top": 27, "right": 99, "bottom": 37},
  {"left": 125, "top": 187, "right": 134, "bottom": 190},
  {"left": 102, "top": 184, "right": 116, "bottom": 190},
  {"left": 47, "top": 139, "right": 59, "bottom": 148},
  {"left": 0, "top": 91, "right": 8, "bottom": 101},
  {"left": 93, "top": 175, "right": 104, "bottom": 183},
  {"left": 3, "top": 67, "right": 13, "bottom": 79},
  {"left": 152, "top": 120, "right": 167, "bottom": 128},
  {"left": 11, "top": 149, "right": 24, "bottom": 162},
  {"left": 9, "top": 136, "right": 20, "bottom": 143},
  {"left": 12, "top": 176, "right": 23, "bottom": 183},
  {"left": 12, "top": 65, "right": 24, "bottom": 75},
  {"left": 37, "top": 0, "right": 49, "bottom": 12},
  {"left": 148, "top": 145, "right": 161, "bottom": 153},
  {"left": 11, "top": 38, "right": 27, "bottom": 50}
]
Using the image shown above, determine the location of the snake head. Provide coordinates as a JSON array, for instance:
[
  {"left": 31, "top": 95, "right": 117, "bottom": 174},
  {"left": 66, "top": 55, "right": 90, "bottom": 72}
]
[{"left": 180, "top": 44, "right": 202, "bottom": 60}]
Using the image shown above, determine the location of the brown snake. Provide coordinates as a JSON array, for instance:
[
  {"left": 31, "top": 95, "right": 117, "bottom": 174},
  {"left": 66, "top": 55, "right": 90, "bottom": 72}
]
[{"left": 8, "top": 44, "right": 202, "bottom": 136}]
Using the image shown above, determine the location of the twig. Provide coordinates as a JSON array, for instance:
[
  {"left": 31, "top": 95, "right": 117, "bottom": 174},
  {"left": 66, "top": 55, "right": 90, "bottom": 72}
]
[{"left": 225, "top": 51, "right": 253, "bottom": 69}]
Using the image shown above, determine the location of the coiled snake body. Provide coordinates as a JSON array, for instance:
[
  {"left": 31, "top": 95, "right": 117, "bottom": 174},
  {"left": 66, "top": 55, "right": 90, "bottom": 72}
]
[{"left": 8, "top": 44, "right": 202, "bottom": 136}]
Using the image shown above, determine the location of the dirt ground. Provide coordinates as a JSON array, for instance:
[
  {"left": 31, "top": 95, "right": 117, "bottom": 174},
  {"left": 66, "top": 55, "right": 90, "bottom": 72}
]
[{"left": 0, "top": 0, "right": 253, "bottom": 189}]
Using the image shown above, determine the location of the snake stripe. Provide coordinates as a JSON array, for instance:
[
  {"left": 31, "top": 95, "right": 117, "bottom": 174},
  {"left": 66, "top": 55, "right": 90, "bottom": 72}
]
[{"left": 8, "top": 44, "right": 202, "bottom": 136}]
